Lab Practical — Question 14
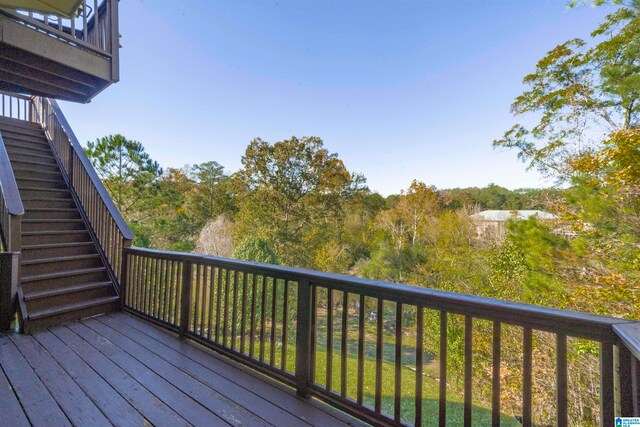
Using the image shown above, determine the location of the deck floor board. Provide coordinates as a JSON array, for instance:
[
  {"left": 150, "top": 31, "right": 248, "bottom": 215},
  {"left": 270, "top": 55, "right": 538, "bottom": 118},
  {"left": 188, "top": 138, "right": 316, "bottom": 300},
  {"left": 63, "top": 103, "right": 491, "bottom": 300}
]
[{"left": 0, "top": 312, "right": 365, "bottom": 427}]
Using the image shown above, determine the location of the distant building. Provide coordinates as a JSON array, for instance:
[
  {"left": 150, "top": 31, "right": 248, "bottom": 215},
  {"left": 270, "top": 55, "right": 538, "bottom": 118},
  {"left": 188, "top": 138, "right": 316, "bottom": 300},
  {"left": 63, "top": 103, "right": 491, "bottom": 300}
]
[{"left": 470, "top": 210, "right": 556, "bottom": 240}]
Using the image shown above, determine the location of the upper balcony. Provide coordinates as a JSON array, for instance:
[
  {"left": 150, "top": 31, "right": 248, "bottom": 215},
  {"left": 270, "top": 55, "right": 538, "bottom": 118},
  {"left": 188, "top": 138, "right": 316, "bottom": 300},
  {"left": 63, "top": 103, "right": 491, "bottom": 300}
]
[{"left": 0, "top": 0, "right": 119, "bottom": 103}]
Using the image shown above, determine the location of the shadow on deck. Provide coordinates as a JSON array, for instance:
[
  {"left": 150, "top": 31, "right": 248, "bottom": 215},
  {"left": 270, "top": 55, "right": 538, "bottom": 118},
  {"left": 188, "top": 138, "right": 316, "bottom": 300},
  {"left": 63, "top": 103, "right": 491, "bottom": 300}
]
[{"left": 0, "top": 312, "right": 365, "bottom": 426}]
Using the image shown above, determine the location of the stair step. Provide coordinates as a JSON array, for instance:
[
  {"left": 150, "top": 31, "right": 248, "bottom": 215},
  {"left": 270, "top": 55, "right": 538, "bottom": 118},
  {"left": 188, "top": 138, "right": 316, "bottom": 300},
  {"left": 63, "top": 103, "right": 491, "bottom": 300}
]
[
  {"left": 22, "top": 241, "right": 96, "bottom": 258},
  {"left": 22, "top": 218, "right": 85, "bottom": 232},
  {"left": 22, "top": 197, "right": 75, "bottom": 210},
  {"left": 5, "top": 149, "right": 55, "bottom": 162},
  {"left": 21, "top": 267, "right": 109, "bottom": 293},
  {"left": 3, "top": 140, "right": 52, "bottom": 155},
  {"left": 22, "top": 266, "right": 106, "bottom": 283},
  {"left": 0, "top": 124, "right": 47, "bottom": 141},
  {"left": 23, "top": 281, "right": 115, "bottom": 313},
  {"left": 9, "top": 161, "right": 59, "bottom": 174},
  {"left": 21, "top": 254, "right": 102, "bottom": 275},
  {"left": 11, "top": 153, "right": 57, "bottom": 164},
  {"left": 18, "top": 187, "right": 70, "bottom": 199},
  {"left": 1, "top": 132, "right": 48, "bottom": 146},
  {"left": 26, "top": 296, "right": 119, "bottom": 330},
  {"left": 22, "top": 229, "right": 91, "bottom": 245},
  {"left": 0, "top": 116, "right": 42, "bottom": 130},
  {"left": 22, "top": 254, "right": 100, "bottom": 265},
  {"left": 16, "top": 177, "right": 66, "bottom": 189},
  {"left": 24, "top": 281, "right": 113, "bottom": 301},
  {"left": 24, "top": 281, "right": 111, "bottom": 300},
  {"left": 0, "top": 120, "right": 45, "bottom": 130},
  {"left": 23, "top": 208, "right": 80, "bottom": 220},
  {"left": 12, "top": 167, "right": 61, "bottom": 178}
]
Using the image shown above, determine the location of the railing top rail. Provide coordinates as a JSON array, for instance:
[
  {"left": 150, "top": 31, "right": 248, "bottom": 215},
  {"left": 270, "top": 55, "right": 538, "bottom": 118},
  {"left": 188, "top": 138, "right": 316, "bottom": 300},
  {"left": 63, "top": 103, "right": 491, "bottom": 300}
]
[
  {"left": 125, "top": 246, "right": 636, "bottom": 341},
  {"left": 46, "top": 98, "right": 133, "bottom": 240},
  {"left": 0, "top": 6, "right": 112, "bottom": 57},
  {"left": 0, "top": 90, "right": 32, "bottom": 102},
  {"left": 0, "top": 133, "right": 24, "bottom": 216},
  {"left": 614, "top": 323, "right": 640, "bottom": 361}
]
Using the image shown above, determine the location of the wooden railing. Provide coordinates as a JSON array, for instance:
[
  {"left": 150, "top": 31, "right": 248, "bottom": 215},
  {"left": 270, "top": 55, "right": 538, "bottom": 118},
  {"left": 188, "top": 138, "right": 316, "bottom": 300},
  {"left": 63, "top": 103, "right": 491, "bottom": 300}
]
[
  {"left": 123, "top": 246, "right": 640, "bottom": 427},
  {"left": 28, "top": 96, "right": 133, "bottom": 286},
  {"left": 0, "top": 92, "right": 33, "bottom": 122},
  {"left": 0, "top": 127, "right": 23, "bottom": 330},
  {"left": 1, "top": 0, "right": 118, "bottom": 55},
  {"left": 0, "top": 0, "right": 119, "bottom": 80},
  {"left": 0, "top": 131, "right": 23, "bottom": 252}
]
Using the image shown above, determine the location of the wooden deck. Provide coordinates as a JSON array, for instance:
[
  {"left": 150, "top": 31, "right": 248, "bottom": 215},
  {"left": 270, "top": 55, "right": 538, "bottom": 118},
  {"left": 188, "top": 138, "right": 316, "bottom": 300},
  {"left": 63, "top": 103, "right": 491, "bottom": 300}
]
[{"left": 0, "top": 312, "right": 366, "bottom": 427}]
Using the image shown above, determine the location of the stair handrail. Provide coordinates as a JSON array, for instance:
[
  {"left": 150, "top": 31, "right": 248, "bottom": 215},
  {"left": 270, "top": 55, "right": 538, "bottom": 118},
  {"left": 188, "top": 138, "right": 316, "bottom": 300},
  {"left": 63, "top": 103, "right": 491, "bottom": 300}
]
[
  {"left": 31, "top": 96, "right": 133, "bottom": 286},
  {"left": 0, "top": 133, "right": 23, "bottom": 252}
]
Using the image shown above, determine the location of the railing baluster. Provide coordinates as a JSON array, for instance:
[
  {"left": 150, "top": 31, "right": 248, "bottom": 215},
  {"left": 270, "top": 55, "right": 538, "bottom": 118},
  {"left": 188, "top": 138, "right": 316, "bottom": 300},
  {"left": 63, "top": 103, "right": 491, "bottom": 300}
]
[
  {"left": 522, "top": 327, "right": 532, "bottom": 427},
  {"left": 295, "top": 280, "right": 312, "bottom": 397},
  {"left": 223, "top": 269, "right": 230, "bottom": 345},
  {"left": 557, "top": 333, "right": 568, "bottom": 427},
  {"left": 270, "top": 277, "right": 277, "bottom": 365},
  {"left": 215, "top": 267, "right": 222, "bottom": 342},
  {"left": 439, "top": 311, "right": 447, "bottom": 427},
  {"left": 179, "top": 260, "right": 193, "bottom": 338},
  {"left": 326, "top": 288, "right": 334, "bottom": 393},
  {"left": 249, "top": 273, "right": 257, "bottom": 358},
  {"left": 281, "top": 280, "right": 289, "bottom": 371},
  {"left": 198, "top": 264, "right": 207, "bottom": 335},
  {"left": 340, "top": 291, "right": 348, "bottom": 398},
  {"left": 492, "top": 321, "right": 501, "bottom": 427},
  {"left": 375, "top": 297, "right": 383, "bottom": 413},
  {"left": 600, "top": 341, "right": 614, "bottom": 425},
  {"left": 464, "top": 315, "right": 473, "bottom": 426},
  {"left": 240, "top": 272, "right": 248, "bottom": 354},
  {"left": 357, "top": 294, "right": 365, "bottom": 406},
  {"left": 260, "top": 275, "right": 267, "bottom": 362},
  {"left": 620, "top": 344, "right": 635, "bottom": 416},
  {"left": 415, "top": 307, "right": 423, "bottom": 427},
  {"left": 394, "top": 302, "right": 402, "bottom": 423},
  {"left": 310, "top": 285, "right": 317, "bottom": 385},
  {"left": 231, "top": 270, "right": 239, "bottom": 350}
]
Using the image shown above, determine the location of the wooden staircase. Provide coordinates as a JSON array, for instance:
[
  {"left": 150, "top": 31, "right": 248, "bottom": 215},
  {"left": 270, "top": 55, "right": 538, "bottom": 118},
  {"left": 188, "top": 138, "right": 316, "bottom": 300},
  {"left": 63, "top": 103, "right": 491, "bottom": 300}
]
[{"left": 0, "top": 116, "right": 119, "bottom": 330}]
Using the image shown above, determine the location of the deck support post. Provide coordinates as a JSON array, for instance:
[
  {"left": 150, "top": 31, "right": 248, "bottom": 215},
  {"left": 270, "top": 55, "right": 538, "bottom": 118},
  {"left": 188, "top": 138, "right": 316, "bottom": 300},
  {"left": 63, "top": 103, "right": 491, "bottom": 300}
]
[
  {"left": 119, "top": 242, "right": 131, "bottom": 308},
  {"left": 179, "top": 260, "right": 193, "bottom": 338},
  {"left": 0, "top": 252, "right": 19, "bottom": 331},
  {"left": 295, "top": 279, "right": 312, "bottom": 397}
]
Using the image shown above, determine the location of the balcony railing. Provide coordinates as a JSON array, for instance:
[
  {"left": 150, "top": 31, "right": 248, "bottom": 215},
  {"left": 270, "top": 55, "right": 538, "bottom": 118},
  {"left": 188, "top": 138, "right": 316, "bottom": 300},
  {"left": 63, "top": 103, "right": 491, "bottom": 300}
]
[
  {"left": 123, "top": 246, "right": 640, "bottom": 427},
  {"left": 1, "top": 0, "right": 118, "bottom": 56}
]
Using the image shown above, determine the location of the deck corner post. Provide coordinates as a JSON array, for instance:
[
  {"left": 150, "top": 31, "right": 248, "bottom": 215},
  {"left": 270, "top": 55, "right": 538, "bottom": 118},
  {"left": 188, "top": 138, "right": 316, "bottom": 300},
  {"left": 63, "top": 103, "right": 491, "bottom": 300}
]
[
  {"left": 295, "top": 278, "right": 312, "bottom": 397},
  {"left": 0, "top": 252, "right": 19, "bottom": 331},
  {"left": 119, "top": 242, "right": 131, "bottom": 309},
  {"left": 179, "top": 260, "right": 193, "bottom": 338}
]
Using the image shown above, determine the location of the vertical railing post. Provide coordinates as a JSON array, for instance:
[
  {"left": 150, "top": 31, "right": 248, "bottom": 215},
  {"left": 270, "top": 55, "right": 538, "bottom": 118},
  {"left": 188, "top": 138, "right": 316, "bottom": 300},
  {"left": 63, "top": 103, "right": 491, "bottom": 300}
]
[
  {"left": 109, "top": 0, "right": 119, "bottom": 82},
  {"left": 0, "top": 252, "right": 19, "bottom": 331},
  {"left": 295, "top": 279, "right": 312, "bottom": 397},
  {"left": 179, "top": 260, "right": 193, "bottom": 338},
  {"left": 119, "top": 241, "right": 131, "bottom": 309}
]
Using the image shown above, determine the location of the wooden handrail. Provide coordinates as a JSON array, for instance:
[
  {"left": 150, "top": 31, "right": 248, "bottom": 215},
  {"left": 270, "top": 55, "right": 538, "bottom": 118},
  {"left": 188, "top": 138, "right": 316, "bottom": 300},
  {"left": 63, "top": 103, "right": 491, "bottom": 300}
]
[
  {"left": 0, "top": 133, "right": 23, "bottom": 253},
  {"left": 122, "top": 246, "right": 640, "bottom": 425},
  {"left": 0, "top": 134, "right": 23, "bottom": 217},
  {"left": 28, "top": 96, "right": 132, "bottom": 288},
  {"left": 46, "top": 99, "right": 132, "bottom": 240}
]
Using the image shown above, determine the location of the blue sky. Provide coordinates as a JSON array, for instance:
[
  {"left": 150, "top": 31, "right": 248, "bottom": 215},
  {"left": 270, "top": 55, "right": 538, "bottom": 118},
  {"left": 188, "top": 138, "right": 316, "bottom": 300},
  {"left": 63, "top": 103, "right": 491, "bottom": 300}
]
[{"left": 61, "top": 0, "right": 614, "bottom": 196}]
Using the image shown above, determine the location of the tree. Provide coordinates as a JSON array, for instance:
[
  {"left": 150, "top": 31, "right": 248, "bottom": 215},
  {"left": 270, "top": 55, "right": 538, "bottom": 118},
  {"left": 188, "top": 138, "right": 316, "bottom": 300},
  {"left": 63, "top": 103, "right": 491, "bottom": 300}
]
[
  {"left": 187, "top": 161, "right": 228, "bottom": 226},
  {"left": 85, "top": 135, "right": 162, "bottom": 217},
  {"left": 235, "top": 136, "right": 360, "bottom": 266},
  {"left": 493, "top": 4, "right": 639, "bottom": 180}
]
